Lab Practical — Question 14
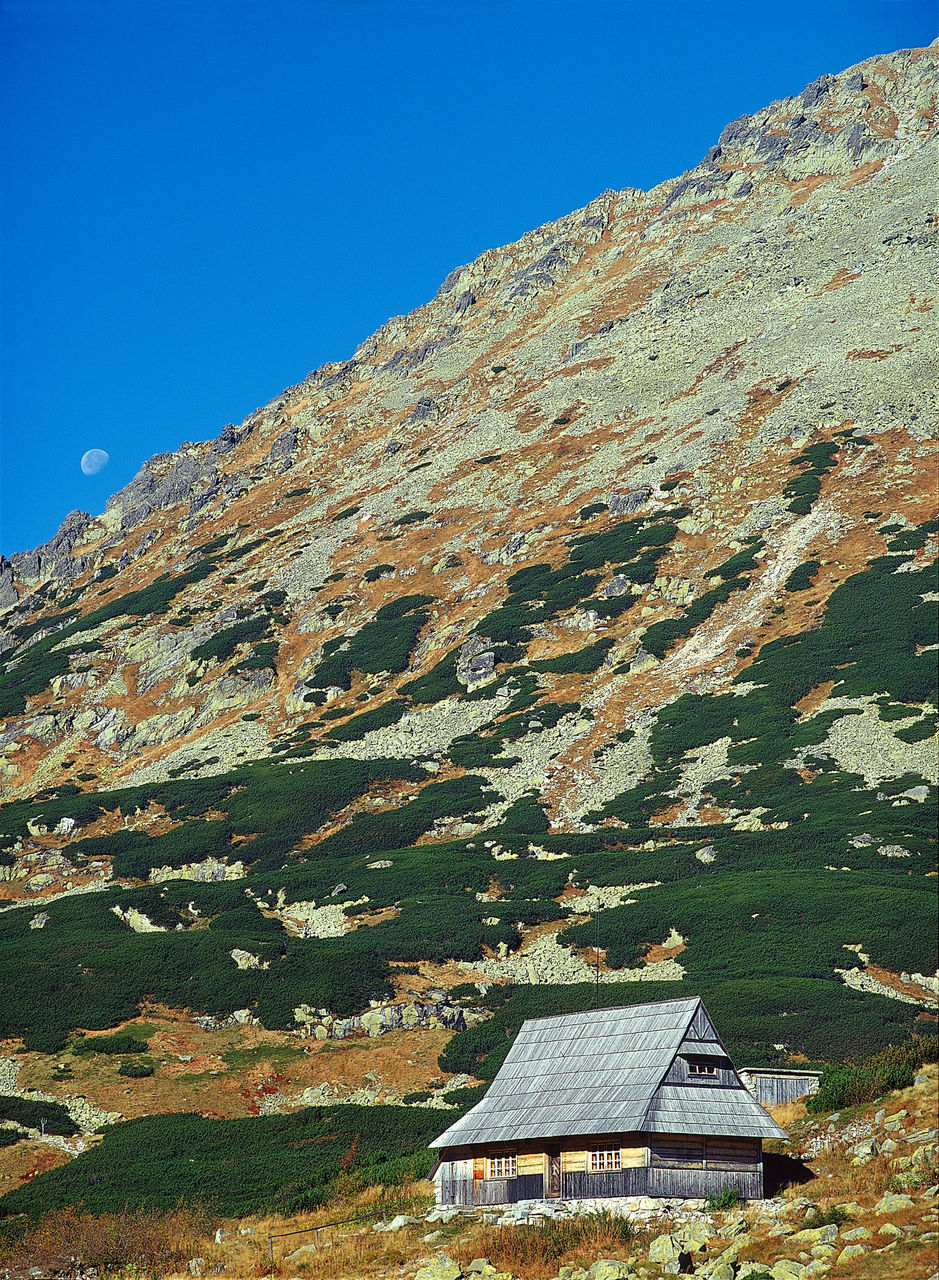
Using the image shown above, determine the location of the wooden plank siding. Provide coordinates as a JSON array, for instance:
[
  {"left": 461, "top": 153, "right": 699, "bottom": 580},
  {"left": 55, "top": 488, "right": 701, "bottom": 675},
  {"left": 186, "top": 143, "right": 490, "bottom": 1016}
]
[
  {"left": 439, "top": 1163, "right": 763, "bottom": 1205},
  {"left": 650, "top": 1134, "right": 761, "bottom": 1171},
  {"left": 739, "top": 1070, "right": 821, "bottom": 1106}
]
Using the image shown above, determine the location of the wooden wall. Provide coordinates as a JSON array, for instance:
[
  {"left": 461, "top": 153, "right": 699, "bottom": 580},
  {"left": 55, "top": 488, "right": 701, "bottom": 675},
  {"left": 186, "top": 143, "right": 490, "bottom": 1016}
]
[
  {"left": 740, "top": 1071, "right": 821, "bottom": 1106},
  {"left": 436, "top": 1131, "right": 765, "bottom": 1204}
]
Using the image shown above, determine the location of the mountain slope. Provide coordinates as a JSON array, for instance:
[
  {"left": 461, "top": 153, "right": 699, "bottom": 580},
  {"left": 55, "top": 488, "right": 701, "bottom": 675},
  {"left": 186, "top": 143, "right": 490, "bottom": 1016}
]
[{"left": 0, "top": 45, "right": 936, "bottom": 1086}]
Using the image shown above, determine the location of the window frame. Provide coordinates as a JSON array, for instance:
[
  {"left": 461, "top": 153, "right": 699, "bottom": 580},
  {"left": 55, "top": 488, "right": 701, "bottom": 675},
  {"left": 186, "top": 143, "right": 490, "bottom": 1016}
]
[
  {"left": 587, "top": 1147, "right": 622, "bottom": 1173},
  {"left": 486, "top": 1154, "right": 517, "bottom": 1179},
  {"left": 687, "top": 1060, "right": 717, "bottom": 1076}
]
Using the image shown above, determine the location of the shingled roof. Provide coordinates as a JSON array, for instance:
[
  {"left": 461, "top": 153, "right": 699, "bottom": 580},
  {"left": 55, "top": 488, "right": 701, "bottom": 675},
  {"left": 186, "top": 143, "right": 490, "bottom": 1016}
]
[{"left": 431, "top": 996, "right": 786, "bottom": 1148}]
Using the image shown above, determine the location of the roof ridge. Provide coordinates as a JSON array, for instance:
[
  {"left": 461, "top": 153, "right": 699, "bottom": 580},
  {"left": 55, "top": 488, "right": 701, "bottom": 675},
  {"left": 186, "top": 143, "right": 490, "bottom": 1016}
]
[{"left": 517, "top": 996, "right": 700, "bottom": 1030}]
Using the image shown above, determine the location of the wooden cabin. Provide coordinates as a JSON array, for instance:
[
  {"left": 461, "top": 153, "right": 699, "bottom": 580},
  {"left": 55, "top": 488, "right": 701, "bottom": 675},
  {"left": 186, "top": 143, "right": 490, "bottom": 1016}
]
[{"left": 430, "top": 997, "right": 786, "bottom": 1205}]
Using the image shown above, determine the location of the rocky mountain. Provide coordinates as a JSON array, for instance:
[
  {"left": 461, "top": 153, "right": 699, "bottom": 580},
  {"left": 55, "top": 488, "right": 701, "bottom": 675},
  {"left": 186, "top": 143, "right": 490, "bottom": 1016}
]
[{"left": 0, "top": 42, "right": 936, "bottom": 1121}]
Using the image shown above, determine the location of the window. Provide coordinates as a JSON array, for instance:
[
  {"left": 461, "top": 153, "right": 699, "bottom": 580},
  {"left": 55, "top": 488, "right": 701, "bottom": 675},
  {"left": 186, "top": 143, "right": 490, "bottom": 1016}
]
[
  {"left": 588, "top": 1148, "right": 621, "bottom": 1172},
  {"left": 486, "top": 1155, "right": 516, "bottom": 1178},
  {"left": 688, "top": 1061, "right": 716, "bottom": 1076}
]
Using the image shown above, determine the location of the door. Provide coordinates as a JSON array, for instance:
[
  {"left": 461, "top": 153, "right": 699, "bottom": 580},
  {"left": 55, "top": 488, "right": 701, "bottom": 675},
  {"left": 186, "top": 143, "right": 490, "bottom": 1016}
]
[{"left": 546, "top": 1148, "right": 562, "bottom": 1198}]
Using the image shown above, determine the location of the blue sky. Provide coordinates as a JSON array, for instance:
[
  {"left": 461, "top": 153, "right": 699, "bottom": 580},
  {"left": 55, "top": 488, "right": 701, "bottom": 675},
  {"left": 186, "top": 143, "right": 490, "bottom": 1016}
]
[{"left": 1, "top": 0, "right": 934, "bottom": 556}]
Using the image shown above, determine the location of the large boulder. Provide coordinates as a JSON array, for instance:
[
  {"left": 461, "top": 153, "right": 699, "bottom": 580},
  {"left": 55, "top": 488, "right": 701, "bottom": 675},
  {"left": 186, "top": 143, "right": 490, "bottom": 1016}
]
[
  {"left": 771, "top": 1262, "right": 807, "bottom": 1280},
  {"left": 415, "top": 1257, "right": 464, "bottom": 1280},
  {"left": 586, "top": 1261, "right": 635, "bottom": 1280},
  {"left": 786, "top": 1224, "right": 837, "bottom": 1245},
  {"left": 873, "top": 1191, "right": 914, "bottom": 1213}
]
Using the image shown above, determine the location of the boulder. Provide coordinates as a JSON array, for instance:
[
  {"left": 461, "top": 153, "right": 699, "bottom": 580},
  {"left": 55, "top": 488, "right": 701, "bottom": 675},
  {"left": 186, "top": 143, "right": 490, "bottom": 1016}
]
[
  {"left": 840, "top": 1226, "right": 871, "bottom": 1240},
  {"left": 384, "top": 1213, "right": 421, "bottom": 1230},
  {"left": 771, "top": 1262, "right": 807, "bottom": 1280},
  {"left": 415, "top": 1257, "right": 464, "bottom": 1280},
  {"left": 679, "top": 1222, "right": 712, "bottom": 1252},
  {"left": 285, "top": 1243, "right": 317, "bottom": 1261},
  {"left": 836, "top": 1244, "right": 867, "bottom": 1264},
  {"left": 586, "top": 1261, "right": 635, "bottom": 1280},
  {"left": 873, "top": 1191, "right": 914, "bottom": 1213},
  {"left": 648, "top": 1234, "right": 690, "bottom": 1272},
  {"left": 849, "top": 1137, "right": 880, "bottom": 1163},
  {"left": 877, "top": 1222, "right": 902, "bottom": 1238},
  {"left": 787, "top": 1224, "right": 837, "bottom": 1245},
  {"left": 702, "top": 1263, "right": 736, "bottom": 1280}
]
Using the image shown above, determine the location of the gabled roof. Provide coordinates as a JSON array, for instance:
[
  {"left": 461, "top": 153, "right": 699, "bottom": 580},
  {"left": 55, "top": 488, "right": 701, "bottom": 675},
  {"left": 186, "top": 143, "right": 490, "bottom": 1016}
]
[{"left": 431, "top": 996, "right": 786, "bottom": 1148}]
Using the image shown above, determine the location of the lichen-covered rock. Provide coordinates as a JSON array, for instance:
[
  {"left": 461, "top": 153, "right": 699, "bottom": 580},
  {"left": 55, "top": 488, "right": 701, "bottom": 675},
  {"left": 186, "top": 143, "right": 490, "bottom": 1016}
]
[
  {"left": 414, "top": 1257, "right": 464, "bottom": 1280},
  {"left": 836, "top": 1243, "right": 868, "bottom": 1264},
  {"left": 873, "top": 1191, "right": 915, "bottom": 1213},
  {"left": 771, "top": 1261, "right": 808, "bottom": 1280},
  {"left": 586, "top": 1261, "right": 635, "bottom": 1280}
]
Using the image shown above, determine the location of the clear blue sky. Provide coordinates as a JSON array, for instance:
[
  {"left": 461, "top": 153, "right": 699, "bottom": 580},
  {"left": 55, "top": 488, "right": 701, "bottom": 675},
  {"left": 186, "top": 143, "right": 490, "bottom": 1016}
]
[{"left": 1, "top": 0, "right": 934, "bottom": 556}]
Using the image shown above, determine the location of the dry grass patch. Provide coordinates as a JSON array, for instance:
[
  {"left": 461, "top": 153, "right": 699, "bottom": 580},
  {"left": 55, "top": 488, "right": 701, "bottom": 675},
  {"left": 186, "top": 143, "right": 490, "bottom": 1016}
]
[{"left": 0, "top": 1206, "right": 212, "bottom": 1275}]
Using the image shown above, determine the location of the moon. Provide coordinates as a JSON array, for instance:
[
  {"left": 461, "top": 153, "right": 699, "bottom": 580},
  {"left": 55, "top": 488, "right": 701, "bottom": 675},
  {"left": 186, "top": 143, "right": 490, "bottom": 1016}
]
[{"left": 80, "top": 449, "right": 109, "bottom": 476}]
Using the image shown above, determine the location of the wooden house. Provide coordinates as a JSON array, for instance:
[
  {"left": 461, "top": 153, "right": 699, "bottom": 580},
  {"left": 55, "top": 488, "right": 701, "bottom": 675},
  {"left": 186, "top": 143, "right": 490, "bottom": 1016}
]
[{"left": 430, "top": 997, "right": 786, "bottom": 1205}]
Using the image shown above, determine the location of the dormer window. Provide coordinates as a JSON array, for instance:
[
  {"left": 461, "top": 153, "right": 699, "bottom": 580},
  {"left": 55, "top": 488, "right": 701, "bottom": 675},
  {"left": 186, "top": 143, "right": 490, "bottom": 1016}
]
[{"left": 688, "top": 1061, "right": 716, "bottom": 1076}]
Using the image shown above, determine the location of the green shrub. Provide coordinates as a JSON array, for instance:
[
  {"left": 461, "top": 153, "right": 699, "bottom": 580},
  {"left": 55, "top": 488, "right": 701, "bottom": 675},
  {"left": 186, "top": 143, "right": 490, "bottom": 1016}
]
[
  {"left": 0, "top": 1097, "right": 79, "bottom": 1136},
  {"left": 641, "top": 576, "right": 750, "bottom": 659},
  {"left": 712, "top": 540, "right": 762, "bottom": 580},
  {"left": 807, "top": 1035, "right": 938, "bottom": 1113},
  {"left": 306, "top": 596, "right": 434, "bottom": 690},
  {"left": 117, "top": 1061, "right": 155, "bottom": 1078},
  {"left": 400, "top": 649, "right": 463, "bottom": 704},
  {"left": 72, "top": 1034, "right": 149, "bottom": 1056},
  {"left": 191, "top": 616, "right": 269, "bottom": 665},
  {"left": 530, "top": 638, "right": 614, "bottom": 674},
  {"left": 0, "top": 1105, "right": 445, "bottom": 1218},
  {"left": 705, "top": 1186, "right": 742, "bottom": 1211},
  {"left": 784, "top": 559, "right": 821, "bottom": 592},
  {"left": 326, "top": 699, "right": 407, "bottom": 741},
  {"left": 234, "top": 640, "right": 279, "bottom": 672},
  {"left": 784, "top": 441, "right": 839, "bottom": 515},
  {"left": 0, "top": 556, "right": 221, "bottom": 717},
  {"left": 579, "top": 503, "right": 608, "bottom": 520},
  {"left": 363, "top": 564, "right": 395, "bottom": 583},
  {"left": 895, "top": 715, "right": 937, "bottom": 744}
]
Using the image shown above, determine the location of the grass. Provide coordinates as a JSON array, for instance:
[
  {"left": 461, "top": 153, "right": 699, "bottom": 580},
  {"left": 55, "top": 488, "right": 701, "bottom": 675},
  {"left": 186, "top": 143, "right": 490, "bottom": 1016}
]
[{"left": 452, "top": 1211, "right": 649, "bottom": 1280}]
